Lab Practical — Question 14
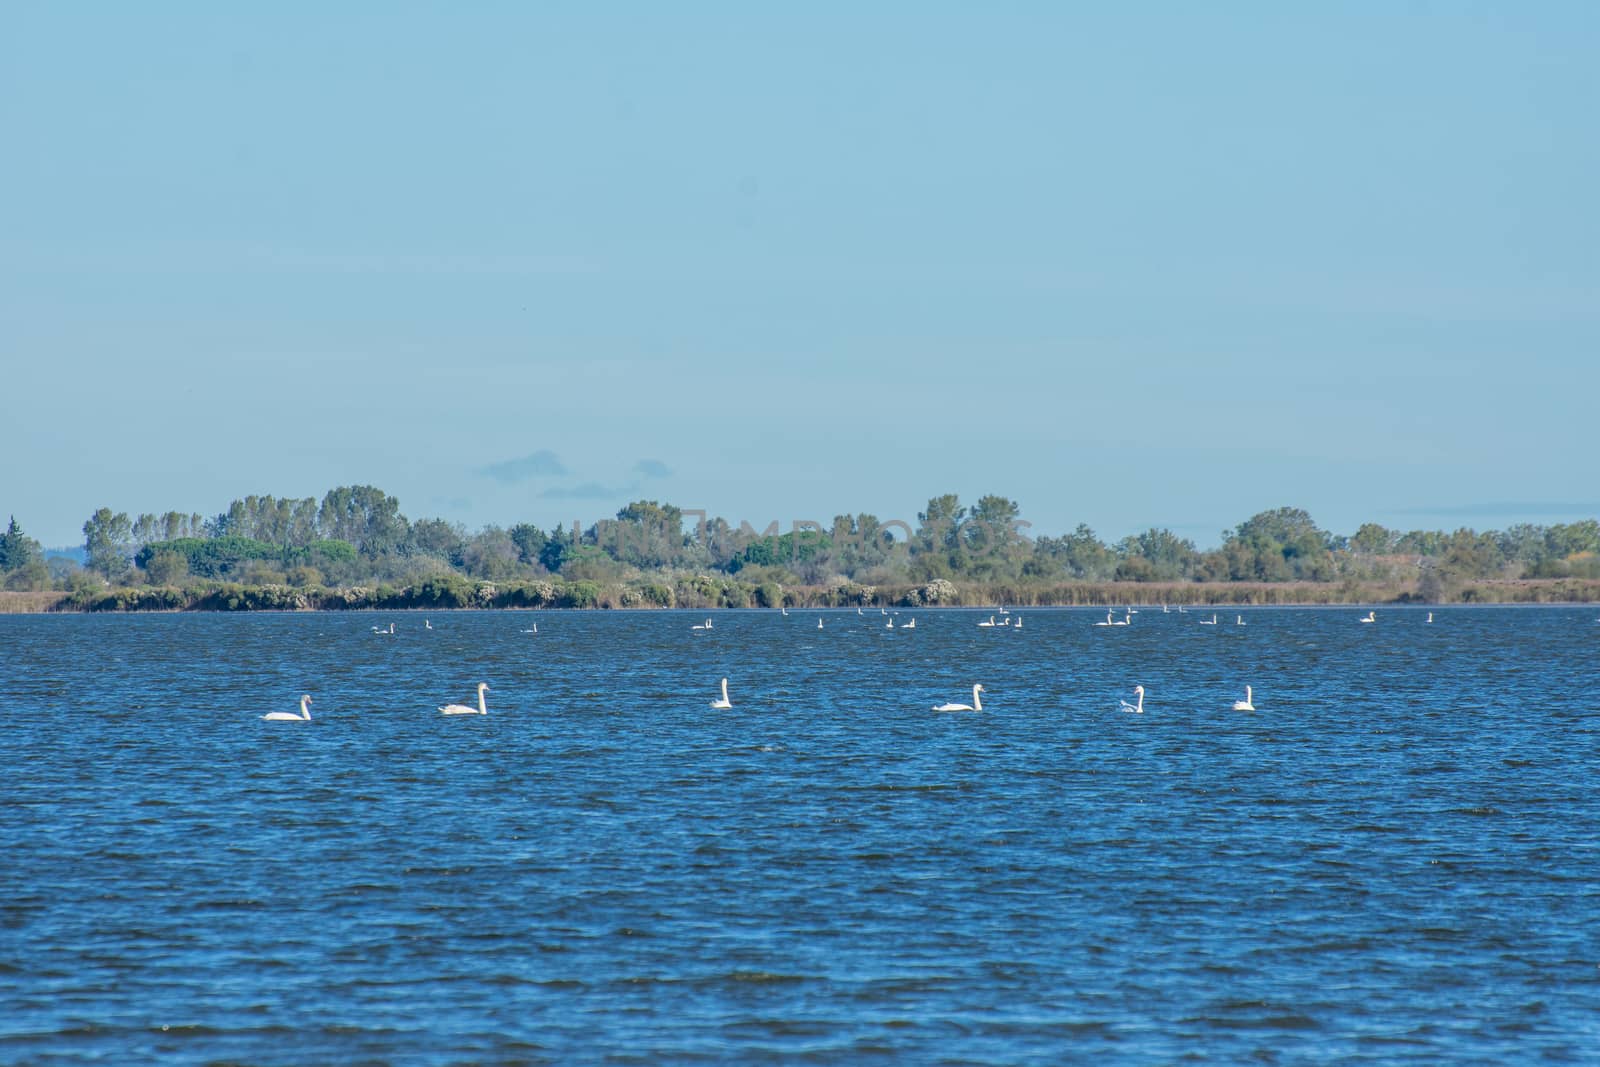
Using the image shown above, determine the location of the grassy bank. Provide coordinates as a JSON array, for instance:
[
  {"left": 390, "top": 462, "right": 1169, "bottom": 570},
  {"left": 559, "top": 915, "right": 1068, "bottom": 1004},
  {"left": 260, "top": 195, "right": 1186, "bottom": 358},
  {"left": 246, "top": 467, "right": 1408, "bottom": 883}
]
[{"left": 5, "top": 576, "right": 1599, "bottom": 614}]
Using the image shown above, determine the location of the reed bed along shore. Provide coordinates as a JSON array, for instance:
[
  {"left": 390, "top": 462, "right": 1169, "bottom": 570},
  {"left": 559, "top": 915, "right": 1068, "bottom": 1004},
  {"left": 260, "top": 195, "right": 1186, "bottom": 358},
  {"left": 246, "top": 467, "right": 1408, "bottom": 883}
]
[{"left": 4, "top": 577, "right": 1598, "bottom": 614}]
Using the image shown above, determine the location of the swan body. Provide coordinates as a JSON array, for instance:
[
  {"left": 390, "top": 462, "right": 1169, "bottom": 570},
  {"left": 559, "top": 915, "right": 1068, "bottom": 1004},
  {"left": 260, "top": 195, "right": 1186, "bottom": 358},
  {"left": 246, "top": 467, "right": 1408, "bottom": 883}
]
[
  {"left": 710, "top": 677, "right": 732, "bottom": 709},
  {"left": 372, "top": 622, "right": 394, "bottom": 635},
  {"left": 1119, "top": 685, "right": 1145, "bottom": 714},
  {"left": 519, "top": 623, "right": 538, "bottom": 634},
  {"left": 425, "top": 619, "right": 433, "bottom": 630},
  {"left": 1359, "top": 611, "right": 1376, "bottom": 624},
  {"left": 780, "top": 606, "right": 788, "bottom": 616},
  {"left": 440, "top": 682, "right": 489, "bottom": 716},
  {"left": 817, "top": 618, "right": 824, "bottom": 629},
  {"left": 1426, "top": 612, "right": 1433, "bottom": 623},
  {"left": 691, "top": 618, "right": 713, "bottom": 631},
  {"left": 263, "top": 694, "right": 312, "bottom": 722},
  {"left": 1012, "top": 616, "right": 1022, "bottom": 629},
  {"left": 1236, "top": 615, "right": 1245, "bottom": 626},
  {"left": 903, "top": 617, "right": 915, "bottom": 629},
  {"left": 978, "top": 616, "right": 996, "bottom": 628},
  {"left": 886, "top": 619, "right": 894, "bottom": 629},
  {"left": 1232, "top": 685, "right": 1254, "bottom": 711},
  {"left": 1199, "top": 614, "right": 1217, "bottom": 626},
  {"left": 933, "top": 684, "right": 985, "bottom": 712}
]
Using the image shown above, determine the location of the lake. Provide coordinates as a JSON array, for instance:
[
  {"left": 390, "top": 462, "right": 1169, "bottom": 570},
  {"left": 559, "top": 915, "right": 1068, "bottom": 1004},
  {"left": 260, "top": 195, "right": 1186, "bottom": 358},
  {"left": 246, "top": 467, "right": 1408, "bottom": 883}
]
[{"left": 3, "top": 606, "right": 1598, "bottom": 1063}]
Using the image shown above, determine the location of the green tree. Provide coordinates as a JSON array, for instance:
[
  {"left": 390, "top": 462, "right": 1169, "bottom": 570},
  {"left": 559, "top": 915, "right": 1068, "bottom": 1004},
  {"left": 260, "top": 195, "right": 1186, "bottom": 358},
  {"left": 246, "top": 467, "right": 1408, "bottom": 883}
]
[
  {"left": 143, "top": 551, "right": 189, "bottom": 586},
  {"left": 317, "top": 485, "right": 409, "bottom": 557},
  {"left": 1349, "top": 523, "right": 1397, "bottom": 556},
  {"left": 508, "top": 522, "right": 548, "bottom": 567},
  {"left": 0, "top": 516, "right": 42, "bottom": 573},
  {"left": 84, "top": 507, "right": 133, "bottom": 580}
]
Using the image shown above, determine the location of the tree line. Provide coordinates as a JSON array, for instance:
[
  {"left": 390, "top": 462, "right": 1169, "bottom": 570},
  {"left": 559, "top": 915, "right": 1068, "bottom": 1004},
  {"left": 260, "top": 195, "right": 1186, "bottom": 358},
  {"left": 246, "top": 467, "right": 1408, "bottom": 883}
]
[{"left": 1, "top": 487, "right": 1597, "bottom": 604}]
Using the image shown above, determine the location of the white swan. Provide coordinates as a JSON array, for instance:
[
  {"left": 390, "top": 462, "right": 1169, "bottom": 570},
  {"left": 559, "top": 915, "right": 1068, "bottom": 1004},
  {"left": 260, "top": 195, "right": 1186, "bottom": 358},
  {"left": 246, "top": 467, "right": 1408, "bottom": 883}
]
[
  {"left": 263, "top": 694, "right": 312, "bottom": 722},
  {"left": 1094, "top": 611, "right": 1115, "bottom": 627},
  {"left": 1119, "top": 685, "right": 1145, "bottom": 714},
  {"left": 1232, "top": 685, "right": 1254, "bottom": 711},
  {"left": 1235, "top": 615, "right": 1245, "bottom": 626},
  {"left": 440, "top": 683, "right": 489, "bottom": 716},
  {"left": 371, "top": 622, "right": 394, "bottom": 635},
  {"left": 710, "top": 677, "right": 732, "bottom": 709},
  {"left": 425, "top": 619, "right": 433, "bottom": 630},
  {"left": 1426, "top": 612, "right": 1433, "bottom": 623},
  {"left": 1359, "top": 611, "right": 1376, "bottom": 624},
  {"left": 817, "top": 617, "right": 824, "bottom": 629},
  {"left": 519, "top": 623, "right": 538, "bottom": 634},
  {"left": 903, "top": 617, "right": 915, "bottom": 629},
  {"left": 1199, "top": 614, "right": 1217, "bottom": 626},
  {"left": 978, "top": 616, "right": 996, "bottom": 628},
  {"left": 857, "top": 608, "right": 864, "bottom": 615},
  {"left": 1013, "top": 616, "right": 1022, "bottom": 630},
  {"left": 933, "top": 684, "right": 984, "bottom": 712},
  {"left": 691, "top": 618, "right": 713, "bottom": 631},
  {"left": 780, "top": 606, "right": 788, "bottom": 615},
  {"left": 885, "top": 619, "right": 894, "bottom": 629},
  {"left": 1177, "top": 605, "right": 1187, "bottom": 614}
]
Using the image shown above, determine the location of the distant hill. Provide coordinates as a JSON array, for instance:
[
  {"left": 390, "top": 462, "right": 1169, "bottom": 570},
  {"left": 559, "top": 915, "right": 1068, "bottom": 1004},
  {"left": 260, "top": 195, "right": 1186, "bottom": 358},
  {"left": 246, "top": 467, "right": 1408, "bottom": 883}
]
[{"left": 44, "top": 546, "right": 86, "bottom": 563}]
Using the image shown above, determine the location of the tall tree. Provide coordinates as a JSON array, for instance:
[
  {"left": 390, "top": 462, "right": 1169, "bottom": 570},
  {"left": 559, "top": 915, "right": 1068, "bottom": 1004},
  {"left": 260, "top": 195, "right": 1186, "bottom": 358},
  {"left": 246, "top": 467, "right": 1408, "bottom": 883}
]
[
  {"left": 83, "top": 507, "right": 134, "bottom": 580},
  {"left": 0, "top": 516, "right": 42, "bottom": 572}
]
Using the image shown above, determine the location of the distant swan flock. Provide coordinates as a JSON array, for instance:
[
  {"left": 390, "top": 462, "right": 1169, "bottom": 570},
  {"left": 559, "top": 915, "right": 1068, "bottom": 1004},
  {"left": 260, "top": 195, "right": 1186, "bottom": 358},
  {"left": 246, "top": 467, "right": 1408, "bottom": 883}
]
[{"left": 256, "top": 605, "right": 1452, "bottom": 724}]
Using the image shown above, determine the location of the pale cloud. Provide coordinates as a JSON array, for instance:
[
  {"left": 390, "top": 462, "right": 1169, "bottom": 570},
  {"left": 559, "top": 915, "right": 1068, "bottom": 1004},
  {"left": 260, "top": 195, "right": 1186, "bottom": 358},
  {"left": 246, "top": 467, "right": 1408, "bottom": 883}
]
[{"left": 479, "top": 450, "right": 568, "bottom": 484}]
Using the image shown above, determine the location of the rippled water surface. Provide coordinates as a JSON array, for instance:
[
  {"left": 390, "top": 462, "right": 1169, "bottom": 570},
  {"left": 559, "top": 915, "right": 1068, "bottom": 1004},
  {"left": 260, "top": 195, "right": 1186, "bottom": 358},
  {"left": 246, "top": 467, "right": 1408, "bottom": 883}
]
[{"left": 4, "top": 606, "right": 1599, "bottom": 1063}]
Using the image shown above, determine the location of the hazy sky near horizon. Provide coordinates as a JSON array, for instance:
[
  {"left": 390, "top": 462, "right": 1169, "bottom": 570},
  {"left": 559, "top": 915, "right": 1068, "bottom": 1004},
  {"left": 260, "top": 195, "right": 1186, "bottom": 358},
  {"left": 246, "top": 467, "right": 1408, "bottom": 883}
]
[{"left": 5, "top": 3, "right": 1597, "bottom": 548}]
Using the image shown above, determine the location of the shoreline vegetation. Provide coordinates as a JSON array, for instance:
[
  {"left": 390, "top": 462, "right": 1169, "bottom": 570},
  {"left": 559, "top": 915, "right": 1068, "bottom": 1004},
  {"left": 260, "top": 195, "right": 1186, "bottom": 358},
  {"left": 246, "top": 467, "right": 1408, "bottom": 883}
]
[
  {"left": 4, "top": 578, "right": 1600, "bottom": 614},
  {"left": 3, "top": 486, "right": 1599, "bottom": 612}
]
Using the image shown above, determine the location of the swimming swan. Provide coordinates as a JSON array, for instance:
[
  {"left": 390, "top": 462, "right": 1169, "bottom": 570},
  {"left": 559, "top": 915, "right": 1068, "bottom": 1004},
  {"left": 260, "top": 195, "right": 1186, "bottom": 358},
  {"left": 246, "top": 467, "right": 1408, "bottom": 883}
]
[
  {"left": 1232, "top": 685, "right": 1254, "bottom": 711},
  {"left": 817, "top": 617, "right": 824, "bottom": 629},
  {"left": 1236, "top": 615, "right": 1245, "bottom": 626},
  {"left": 933, "top": 684, "right": 985, "bottom": 712},
  {"left": 691, "top": 619, "right": 713, "bottom": 631},
  {"left": 1360, "top": 611, "right": 1376, "bottom": 624},
  {"left": 372, "top": 622, "right": 394, "bottom": 635},
  {"left": 1094, "top": 611, "right": 1116, "bottom": 627},
  {"left": 263, "top": 694, "right": 312, "bottom": 722},
  {"left": 710, "top": 677, "right": 732, "bottom": 709},
  {"left": 440, "top": 683, "right": 489, "bottom": 716},
  {"left": 978, "top": 616, "right": 997, "bottom": 628},
  {"left": 1199, "top": 614, "right": 1217, "bottom": 626},
  {"left": 903, "top": 617, "right": 915, "bottom": 629},
  {"left": 1119, "top": 685, "right": 1145, "bottom": 714}
]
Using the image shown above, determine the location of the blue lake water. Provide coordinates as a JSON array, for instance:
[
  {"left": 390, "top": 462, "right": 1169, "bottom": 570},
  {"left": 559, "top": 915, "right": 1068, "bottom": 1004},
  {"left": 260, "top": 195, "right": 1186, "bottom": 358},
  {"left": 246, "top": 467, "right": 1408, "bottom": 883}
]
[{"left": 3, "top": 606, "right": 1599, "bottom": 1063}]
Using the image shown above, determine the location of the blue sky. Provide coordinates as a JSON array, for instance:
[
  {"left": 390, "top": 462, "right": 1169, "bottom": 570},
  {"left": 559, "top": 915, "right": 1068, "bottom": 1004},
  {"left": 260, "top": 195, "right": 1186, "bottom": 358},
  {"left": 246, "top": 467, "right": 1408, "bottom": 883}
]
[{"left": 4, "top": 3, "right": 1597, "bottom": 547}]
